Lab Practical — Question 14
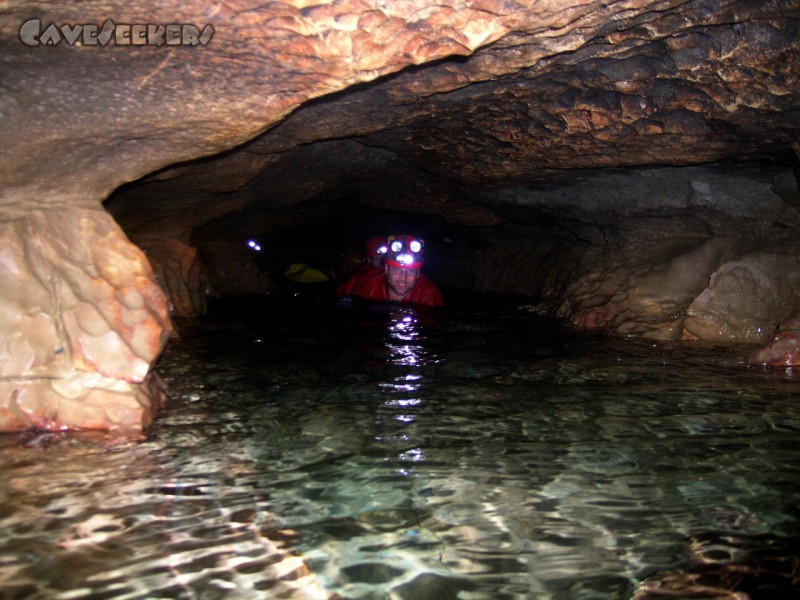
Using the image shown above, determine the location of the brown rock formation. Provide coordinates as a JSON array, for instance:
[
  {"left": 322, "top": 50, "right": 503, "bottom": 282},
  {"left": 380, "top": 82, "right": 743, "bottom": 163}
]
[
  {"left": 1, "top": 0, "right": 799, "bottom": 431},
  {"left": 0, "top": 207, "right": 170, "bottom": 432},
  {"left": 748, "top": 310, "right": 800, "bottom": 367}
]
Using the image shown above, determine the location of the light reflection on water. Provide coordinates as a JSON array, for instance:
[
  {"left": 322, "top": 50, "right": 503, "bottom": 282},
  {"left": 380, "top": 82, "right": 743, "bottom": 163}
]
[{"left": 1, "top": 297, "right": 799, "bottom": 599}]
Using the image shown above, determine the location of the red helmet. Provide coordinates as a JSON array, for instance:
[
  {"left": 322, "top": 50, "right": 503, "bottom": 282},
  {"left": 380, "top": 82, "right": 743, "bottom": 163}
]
[
  {"left": 384, "top": 235, "right": 424, "bottom": 269},
  {"left": 365, "top": 236, "right": 388, "bottom": 257}
]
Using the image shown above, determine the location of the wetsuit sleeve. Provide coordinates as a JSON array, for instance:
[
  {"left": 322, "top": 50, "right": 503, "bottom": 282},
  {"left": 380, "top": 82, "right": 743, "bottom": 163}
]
[{"left": 408, "top": 276, "right": 444, "bottom": 306}]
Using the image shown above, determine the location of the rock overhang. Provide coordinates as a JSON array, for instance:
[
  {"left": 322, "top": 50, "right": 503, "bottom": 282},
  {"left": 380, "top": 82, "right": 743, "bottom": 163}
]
[{"left": 97, "top": 0, "right": 800, "bottom": 243}]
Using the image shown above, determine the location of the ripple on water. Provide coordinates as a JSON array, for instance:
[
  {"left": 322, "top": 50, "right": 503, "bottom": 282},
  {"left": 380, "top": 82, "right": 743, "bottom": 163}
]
[{"left": 1, "top": 307, "right": 799, "bottom": 598}]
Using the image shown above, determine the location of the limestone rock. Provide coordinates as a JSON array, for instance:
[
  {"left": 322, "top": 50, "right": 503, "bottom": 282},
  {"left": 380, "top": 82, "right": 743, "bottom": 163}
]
[
  {"left": 0, "top": 208, "right": 171, "bottom": 432},
  {"left": 748, "top": 310, "right": 800, "bottom": 367},
  {"left": 139, "top": 238, "right": 209, "bottom": 318},
  {"left": 549, "top": 165, "right": 799, "bottom": 341},
  {"left": 684, "top": 250, "right": 800, "bottom": 343}
]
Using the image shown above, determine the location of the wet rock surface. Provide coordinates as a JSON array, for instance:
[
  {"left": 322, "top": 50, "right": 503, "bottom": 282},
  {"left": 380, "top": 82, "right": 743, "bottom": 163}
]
[
  {"left": 0, "top": 208, "right": 170, "bottom": 432},
  {"left": 749, "top": 310, "right": 800, "bottom": 367},
  {"left": 514, "top": 165, "right": 800, "bottom": 346},
  {"left": 633, "top": 532, "right": 800, "bottom": 599}
]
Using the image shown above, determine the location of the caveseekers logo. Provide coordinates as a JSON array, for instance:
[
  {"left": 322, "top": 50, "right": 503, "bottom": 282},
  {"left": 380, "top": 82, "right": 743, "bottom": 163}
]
[{"left": 20, "top": 19, "right": 214, "bottom": 46}]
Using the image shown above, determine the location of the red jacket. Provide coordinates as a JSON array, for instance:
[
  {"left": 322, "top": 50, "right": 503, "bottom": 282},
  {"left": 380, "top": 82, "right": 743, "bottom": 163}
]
[
  {"left": 337, "top": 268, "right": 444, "bottom": 307},
  {"left": 336, "top": 265, "right": 383, "bottom": 296}
]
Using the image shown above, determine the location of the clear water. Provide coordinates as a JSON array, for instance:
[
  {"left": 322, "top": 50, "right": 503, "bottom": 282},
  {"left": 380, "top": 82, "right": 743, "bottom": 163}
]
[{"left": 1, "top": 295, "right": 799, "bottom": 599}]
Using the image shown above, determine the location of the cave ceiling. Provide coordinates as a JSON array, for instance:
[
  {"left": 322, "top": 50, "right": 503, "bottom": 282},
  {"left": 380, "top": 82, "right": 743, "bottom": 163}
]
[
  {"left": 103, "top": 0, "right": 800, "bottom": 242},
  {"left": 2, "top": 0, "right": 799, "bottom": 240}
]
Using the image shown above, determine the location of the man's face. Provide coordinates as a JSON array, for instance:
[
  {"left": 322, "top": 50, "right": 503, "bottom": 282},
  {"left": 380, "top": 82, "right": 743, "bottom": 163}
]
[
  {"left": 385, "top": 266, "right": 420, "bottom": 300},
  {"left": 368, "top": 254, "right": 383, "bottom": 269}
]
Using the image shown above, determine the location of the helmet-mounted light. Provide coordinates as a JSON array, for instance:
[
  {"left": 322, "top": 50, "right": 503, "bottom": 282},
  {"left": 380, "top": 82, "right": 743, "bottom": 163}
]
[
  {"left": 395, "top": 253, "right": 415, "bottom": 265},
  {"left": 385, "top": 235, "right": 425, "bottom": 269},
  {"left": 366, "top": 236, "right": 389, "bottom": 258}
]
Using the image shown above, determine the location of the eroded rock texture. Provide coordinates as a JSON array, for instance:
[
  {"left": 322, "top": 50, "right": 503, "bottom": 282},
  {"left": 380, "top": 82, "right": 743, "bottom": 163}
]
[
  {"left": 749, "top": 310, "right": 800, "bottom": 367},
  {"left": 1, "top": 0, "right": 799, "bottom": 431},
  {"left": 0, "top": 208, "right": 170, "bottom": 432}
]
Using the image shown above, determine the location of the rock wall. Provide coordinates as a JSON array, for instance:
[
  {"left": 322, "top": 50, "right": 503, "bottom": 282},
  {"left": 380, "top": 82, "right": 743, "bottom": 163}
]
[
  {"left": 471, "top": 164, "right": 800, "bottom": 362},
  {"left": 139, "top": 238, "right": 209, "bottom": 318},
  {"left": 684, "top": 251, "right": 800, "bottom": 343},
  {"left": 0, "top": 207, "right": 171, "bottom": 433},
  {"left": 749, "top": 310, "right": 800, "bottom": 367}
]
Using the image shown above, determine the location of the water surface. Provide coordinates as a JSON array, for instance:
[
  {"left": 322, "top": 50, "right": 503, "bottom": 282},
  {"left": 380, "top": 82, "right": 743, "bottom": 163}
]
[{"left": 1, "top": 296, "right": 798, "bottom": 599}]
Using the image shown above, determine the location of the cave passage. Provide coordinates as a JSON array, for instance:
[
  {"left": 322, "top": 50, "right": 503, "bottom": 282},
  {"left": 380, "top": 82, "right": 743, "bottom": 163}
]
[
  {"left": 1, "top": 0, "right": 800, "bottom": 593},
  {"left": 3, "top": 0, "right": 799, "bottom": 434},
  {"left": 1, "top": 295, "right": 798, "bottom": 598}
]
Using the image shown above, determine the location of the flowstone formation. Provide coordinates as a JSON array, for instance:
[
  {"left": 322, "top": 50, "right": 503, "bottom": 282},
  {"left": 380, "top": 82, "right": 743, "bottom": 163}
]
[
  {"left": 2, "top": 0, "right": 799, "bottom": 432},
  {"left": 0, "top": 207, "right": 170, "bottom": 432}
]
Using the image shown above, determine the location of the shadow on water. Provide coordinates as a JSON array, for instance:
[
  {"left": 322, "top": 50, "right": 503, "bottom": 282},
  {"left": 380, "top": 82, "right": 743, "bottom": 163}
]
[{"left": 0, "top": 291, "right": 799, "bottom": 599}]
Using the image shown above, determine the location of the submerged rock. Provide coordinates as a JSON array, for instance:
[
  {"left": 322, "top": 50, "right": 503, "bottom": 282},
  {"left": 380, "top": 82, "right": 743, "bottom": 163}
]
[{"left": 748, "top": 310, "right": 800, "bottom": 367}]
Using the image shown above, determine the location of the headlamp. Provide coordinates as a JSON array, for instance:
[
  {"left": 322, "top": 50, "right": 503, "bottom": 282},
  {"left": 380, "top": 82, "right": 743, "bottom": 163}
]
[
  {"left": 396, "top": 253, "right": 415, "bottom": 265},
  {"left": 366, "top": 236, "right": 389, "bottom": 258},
  {"left": 385, "top": 235, "right": 425, "bottom": 269}
]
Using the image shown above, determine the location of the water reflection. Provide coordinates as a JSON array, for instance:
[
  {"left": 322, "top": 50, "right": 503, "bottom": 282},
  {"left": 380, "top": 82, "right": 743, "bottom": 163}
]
[
  {"left": 381, "top": 308, "right": 428, "bottom": 434},
  {"left": 380, "top": 375, "right": 422, "bottom": 395},
  {"left": 0, "top": 301, "right": 798, "bottom": 599},
  {"left": 383, "top": 306, "right": 440, "bottom": 369}
]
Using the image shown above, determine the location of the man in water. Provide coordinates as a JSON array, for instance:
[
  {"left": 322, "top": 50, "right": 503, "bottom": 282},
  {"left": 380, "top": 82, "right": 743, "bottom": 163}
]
[
  {"left": 363, "top": 235, "right": 388, "bottom": 271},
  {"left": 336, "top": 235, "right": 387, "bottom": 295},
  {"left": 336, "top": 235, "right": 444, "bottom": 307}
]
